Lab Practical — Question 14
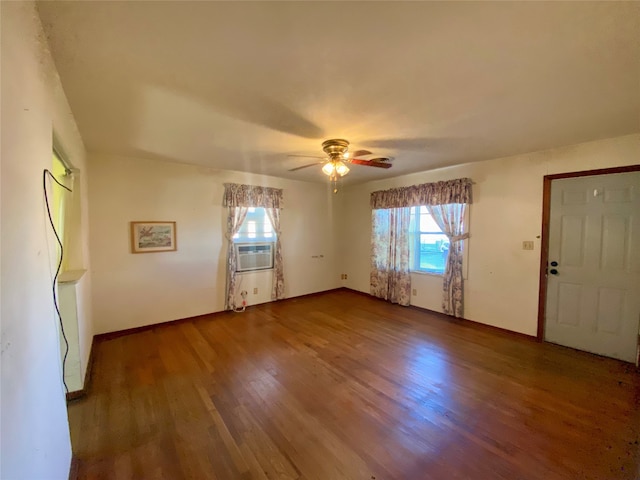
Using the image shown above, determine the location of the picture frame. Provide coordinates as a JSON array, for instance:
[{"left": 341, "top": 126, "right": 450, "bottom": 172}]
[{"left": 130, "top": 221, "right": 177, "bottom": 253}]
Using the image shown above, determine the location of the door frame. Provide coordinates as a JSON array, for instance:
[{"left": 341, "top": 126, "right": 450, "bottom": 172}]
[{"left": 536, "top": 164, "right": 640, "bottom": 341}]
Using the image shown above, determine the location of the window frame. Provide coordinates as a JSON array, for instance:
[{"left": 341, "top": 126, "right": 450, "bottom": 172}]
[
  {"left": 409, "top": 206, "right": 449, "bottom": 276},
  {"left": 408, "top": 205, "right": 470, "bottom": 278}
]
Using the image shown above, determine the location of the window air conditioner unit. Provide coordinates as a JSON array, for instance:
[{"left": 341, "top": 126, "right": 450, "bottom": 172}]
[{"left": 235, "top": 243, "right": 274, "bottom": 272}]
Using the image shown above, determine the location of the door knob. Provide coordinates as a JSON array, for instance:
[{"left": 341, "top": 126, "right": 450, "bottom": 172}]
[{"left": 549, "top": 269, "right": 558, "bottom": 275}]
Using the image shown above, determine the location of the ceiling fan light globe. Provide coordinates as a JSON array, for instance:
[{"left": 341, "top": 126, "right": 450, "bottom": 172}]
[
  {"left": 336, "top": 162, "right": 350, "bottom": 176},
  {"left": 322, "top": 162, "right": 335, "bottom": 176}
]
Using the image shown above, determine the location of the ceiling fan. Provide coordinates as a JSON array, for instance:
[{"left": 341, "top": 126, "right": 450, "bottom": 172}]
[{"left": 288, "top": 139, "right": 392, "bottom": 193}]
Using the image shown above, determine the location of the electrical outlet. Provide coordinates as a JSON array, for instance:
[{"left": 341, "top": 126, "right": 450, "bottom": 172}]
[
  {"left": 253, "top": 287, "right": 258, "bottom": 294},
  {"left": 344, "top": 274, "right": 348, "bottom": 280},
  {"left": 412, "top": 288, "right": 417, "bottom": 296},
  {"left": 522, "top": 241, "right": 534, "bottom": 250}
]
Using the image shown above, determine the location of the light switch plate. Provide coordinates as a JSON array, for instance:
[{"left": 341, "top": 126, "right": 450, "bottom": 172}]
[{"left": 522, "top": 241, "right": 534, "bottom": 250}]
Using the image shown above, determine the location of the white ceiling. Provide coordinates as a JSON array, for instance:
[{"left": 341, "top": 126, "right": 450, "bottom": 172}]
[{"left": 38, "top": 1, "right": 640, "bottom": 185}]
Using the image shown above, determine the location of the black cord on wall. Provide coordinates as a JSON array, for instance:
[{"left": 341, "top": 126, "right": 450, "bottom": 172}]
[{"left": 43, "top": 169, "right": 72, "bottom": 393}]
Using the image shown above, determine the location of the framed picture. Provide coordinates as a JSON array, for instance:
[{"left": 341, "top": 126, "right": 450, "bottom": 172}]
[{"left": 130, "top": 221, "right": 177, "bottom": 253}]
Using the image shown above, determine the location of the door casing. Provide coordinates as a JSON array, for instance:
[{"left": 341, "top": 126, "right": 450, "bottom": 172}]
[{"left": 536, "top": 164, "right": 640, "bottom": 343}]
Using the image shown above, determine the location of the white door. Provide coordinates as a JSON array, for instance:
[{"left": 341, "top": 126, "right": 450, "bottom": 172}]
[{"left": 545, "top": 172, "right": 640, "bottom": 363}]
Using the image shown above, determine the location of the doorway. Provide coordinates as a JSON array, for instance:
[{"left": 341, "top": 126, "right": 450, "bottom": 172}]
[{"left": 537, "top": 166, "right": 640, "bottom": 363}]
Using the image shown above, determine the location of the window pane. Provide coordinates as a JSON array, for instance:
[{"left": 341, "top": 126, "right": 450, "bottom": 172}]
[
  {"left": 234, "top": 207, "right": 276, "bottom": 242},
  {"left": 51, "top": 152, "right": 67, "bottom": 236},
  {"left": 420, "top": 212, "right": 441, "bottom": 233},
  {"left": 409, "top": 206, "right": 449, "bottom": 274},
  {"left": 419, "top": 233, "right": 449, "bottom": 273}
]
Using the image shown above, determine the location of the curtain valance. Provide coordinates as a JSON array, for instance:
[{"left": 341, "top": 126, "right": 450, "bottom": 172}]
[
  {"left": 223, "top": 183, "right": 283, "bottom": 209},
  {"left": 370, "top": 178, "right": 472, "bottom": 209}
]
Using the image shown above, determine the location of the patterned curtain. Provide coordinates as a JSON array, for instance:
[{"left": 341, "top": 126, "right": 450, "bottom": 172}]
[
  {"left": 370, "top": 207, "right": 411, "bottom": 306},
  {"left": 225, "top": 206, "right": 249, "bottom": 310},
  {"left": 265, "top": 208, "right": 284, "bottom": 301},
  {"left": 222, "top": 183, "right": 283, "bottom": 209},
  {"left": 427, "top": 204, "right": 468, "bottom": 317},
  {"left": 370, "top": 178, "right": 472, "bottom": 314},
  {"left": 370, "top": 178, "right": 472, "bottom": 209},
  {"left": 223, "top": 183, "right": 284, "bottom": 310}
]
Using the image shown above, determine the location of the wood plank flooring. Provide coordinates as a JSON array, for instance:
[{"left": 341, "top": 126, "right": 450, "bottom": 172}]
[{"left": 68, "top": 289, "right": 640, "bottom": 480}]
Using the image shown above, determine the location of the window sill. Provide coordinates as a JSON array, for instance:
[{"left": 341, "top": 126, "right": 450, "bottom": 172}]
[
  {"left": 410, "top": 270, "right": 444, "bottom": 277},
  {"left": 58, "top": 269, "right": 87, "bottom": 285},
  {"left": 410, "top": 270, "right": 469, "bottom": 281}
]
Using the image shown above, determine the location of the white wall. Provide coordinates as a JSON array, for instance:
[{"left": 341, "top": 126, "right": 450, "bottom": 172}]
[
  {"left": 1, "top": 1, "right": 93, "bottom": 478},
  {"left": 339, "top": 134, "right": 639, "bottom": 336},
  {"left": 88, "top": 154, "right": 340, "bottom": 334}
]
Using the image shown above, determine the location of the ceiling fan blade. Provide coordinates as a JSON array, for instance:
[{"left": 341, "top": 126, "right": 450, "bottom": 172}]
[
  {"left": 350, "top": 158, "right": 392, "bottom": 169},
  {"left": 287, "top": 154, "right": 325, "bottom": 159},
  {"left": 349, "top": 149, "right": 372, "bottom": 158},
  {"left": 288, "top": 161, "right": 324, "bottom": 172}
]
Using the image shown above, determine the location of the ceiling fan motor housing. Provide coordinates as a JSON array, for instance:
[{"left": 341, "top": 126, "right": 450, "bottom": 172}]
[{"left": 322, "top": 139, "right": 350, "bottom": 158}]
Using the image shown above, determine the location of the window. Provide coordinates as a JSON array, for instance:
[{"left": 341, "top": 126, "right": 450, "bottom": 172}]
[
  {"left": 51, "top": 150, "right": 75, "bottom": 271},
  {"left": 233, "top": 208, "right": 275, "bottom": 272},
  {"left": 51, "top": 151, "right": 67, "bottom": 243},
  {"left": 233, "top": 207, "right": 275, "bottom": 243},
  {"left": 409, "top": 206, "right": 450, "bottom": 275}
]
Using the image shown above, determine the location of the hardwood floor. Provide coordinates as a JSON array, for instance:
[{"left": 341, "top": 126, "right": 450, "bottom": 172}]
[{"left": 68, "top": 289, "right": 640, "bottom": 480}]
